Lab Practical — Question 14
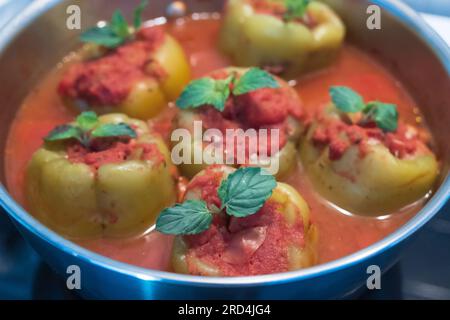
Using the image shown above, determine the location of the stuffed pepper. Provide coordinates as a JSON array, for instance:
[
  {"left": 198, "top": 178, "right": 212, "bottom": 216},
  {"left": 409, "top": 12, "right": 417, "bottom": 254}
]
[
  {"left": 300, "top": 86, "right": 439, "bottom": 216},
  {"left": 59, "top": 1, "right": 190, "bottom": 120},
  {"left": 156, "top": 165, "right": 318, "bottom": 276},
  {"left": 219, "top": 0, "right": 345, "bottom": 78},
  {"left": 26, "top": 112, "right": 177, "bottom": 238},
  {"left": 173, "top": 67, "right": 304, "bottom": 179}
]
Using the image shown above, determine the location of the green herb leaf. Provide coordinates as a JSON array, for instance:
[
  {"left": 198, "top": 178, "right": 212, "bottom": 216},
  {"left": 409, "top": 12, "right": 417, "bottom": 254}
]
[
  {"left": 134, "top": 0, "right": 149, "bottom": 29},
  {"left": 44, "top": 125, "right": 82, "bottom": 143},
  {"left": 44, "top": 111, "right": 138, "bottom": 149},
  {"left": 218, "top": 167, "right": 277, "bottom": 218},
  {"left": 155, "top": 167, "right": 276, "bottom": 235},
  {"left": 330, "top": 86, "right": 365, "bottom": 113},
  {"left": 284, "top": 0, "right": 310, "bottom": 22},
  {"left": 328, "top": 86, "right": 399, "bottom": 132},
  {"left": 176, "top": 77, "right": 232, "bottom": 112},
  {"left": 110, "top": 10, "right": 130, "bottom": 39},
  {"left": 176, "top": 68, "right": 280, "bottom": 112},
  {"left": 81, "top": 1, "right": 149, "bottom": 48},
  {"left": 91, "top": 123, "right": 137, "bottom": 139},
  {"left": 233, "top": 68, "right": 280, "bottom": 95},
  {"left": 363, "top": 102, "right": 399, "bottom": 132},
  {"left": 156, "top": 200, "right": 213, "bottom": 235},
  {"left": 80, "top": 26, "right": 125, "bottom": 48},
  {"left": 76, "top": 111, "right": 99, "bottom": 132}
]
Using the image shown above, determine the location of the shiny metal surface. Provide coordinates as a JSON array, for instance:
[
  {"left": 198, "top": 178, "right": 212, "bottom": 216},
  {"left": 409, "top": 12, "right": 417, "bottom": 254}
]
[{"left": 0, "top": 0, "right": 448, "bottom": 299}]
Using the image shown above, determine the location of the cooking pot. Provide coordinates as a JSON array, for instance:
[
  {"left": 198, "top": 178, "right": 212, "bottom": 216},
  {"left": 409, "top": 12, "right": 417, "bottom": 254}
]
[{"left": 0, "top": 0, "right": 448, "bottom": 299}]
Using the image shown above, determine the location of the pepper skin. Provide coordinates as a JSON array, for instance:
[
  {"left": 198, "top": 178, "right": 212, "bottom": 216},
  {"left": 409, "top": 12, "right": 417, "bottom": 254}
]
[
  {"left": 26, "top": 114, "right": 177, "bottom": 238},
  {"left": 219, "top": 0, "right": 345, "bottom": 78}
]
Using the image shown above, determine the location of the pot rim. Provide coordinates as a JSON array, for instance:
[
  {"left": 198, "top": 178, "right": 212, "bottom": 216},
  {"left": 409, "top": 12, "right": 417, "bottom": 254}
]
[{"left": 0, "top": 0, "right": 449, "bottom": 287}]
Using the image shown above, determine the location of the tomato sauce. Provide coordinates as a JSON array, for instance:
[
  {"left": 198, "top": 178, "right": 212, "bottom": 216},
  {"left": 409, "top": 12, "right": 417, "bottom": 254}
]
[
  {"left": 187, "top": 205, "right": 296, "bottom": 276},
  {"left": 311, "top": 117, "right": 422, "bottom": 161},
  {"left": 59, "top": 27, "right": 167, "bottom": 106},
  {"left": 200, "top": 82, "right": 302, "bottom": 157},
  {"left": 248, "top": 0, "right": 317, "bottom": 27},
  {"left": 4, "top": 16, "right": 426, "bottom": 271},
  {"left": 67, "top": 140, "right": 164, "bottom": 171}
]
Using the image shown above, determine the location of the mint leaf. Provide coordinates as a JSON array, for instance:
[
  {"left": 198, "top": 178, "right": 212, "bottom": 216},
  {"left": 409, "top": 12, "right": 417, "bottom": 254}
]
[
  {"left": 328, "top": 86, "right": 399, "bottom": 132},
  {"left": 76, "top": 111, "right": 98, "bottom": 132},
  {"left": 363, "top": 102, "right": 398, "bottom": 132},
  {"left": 155, "top": 166, "right": 277, "bottom": 235},
  {"left": 81, "top": 1, "right": 149, "bottom": 48},
  {"left": 233, "top": 68, "right": 279, "bottom": 95},
  {"left": 91, "top": 123, "right": 137, "bottom": 139},
  {"left": 330, "top": 86, "right": 365, "bottom": 113},
  {"left": 176, "top": 77, "right": 232, "bottom": 112},
  {"left": 44, "top": 125, "right": 82, "bottom": 143},
  {"left": 134, "top": 0, "right": 149, "bottom": 29},
  {"left": 110, "top": 10, "right": 130, "bottom": 39},
  {"left": 44, "top": 111, "right": 138, "bottom": 149},
  {"left": 156, "top": 200, "right": 213, "bottom": 235},
  {"left": 218, "top": 167, "right": 277, "bottom": 218},
  {"left": 176, "top": 68, "right": 281, "bottom": 112},
  {"left": 80, "top": 26, "right": 124, "bottom": 48},
  {"left": 284, "top": 0, "right": 310, "bottom": 22}
]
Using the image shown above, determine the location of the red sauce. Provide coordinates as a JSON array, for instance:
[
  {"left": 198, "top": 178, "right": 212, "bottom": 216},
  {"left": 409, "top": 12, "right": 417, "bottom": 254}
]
[
  {"left": 225, "top": 87, "right": 303, "bottom": 126},
  {"left": 58, "top": 26, "right": 166, "bottom": 106},
  {"left": 310, "top": 112, "right": 425, "bottom": 161},
  {"left": 188, "top": 167, "right": 223, "bottom": 207},
  {"left": 184, "top": 166, "right": 304, "bottom": 276},
  {"left": 200, "top": 92, "right": 300, "bottom": 156},
  {"left": 248, "top": 0, "right": 317, "bottom": 27},
  {"left": 249, "top": 0, "right": 286, "bottom": 16},
  {"left": 67, "top": 140, "right": 164, "bottom": 171},
  {"left": 4, "top": 16, "right": 427, "bottom": 271},
  {"left": 385, "top": 126, "right": 422, "bottom": 158},
  {"left": 199, "top": 71, "right": 303, "bottom": 157}
]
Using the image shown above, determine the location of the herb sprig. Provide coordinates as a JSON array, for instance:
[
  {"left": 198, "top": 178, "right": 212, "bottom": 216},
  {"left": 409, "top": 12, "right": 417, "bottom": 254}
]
[
  {"left": 329, "top": 86, "right": 399, "bottom": 132},
  {"left": 156, "top": 167, "right": 277, "bottom": 235},
  {"left": 80, "top": 0, "right": 149, "bottom": 49},
  {"left": 44, "top": 111, "right": 137, "bottom": 148},
  {"left": 176, "top": 68, "right": 280, "bottom": 112},
  {"left": 283, "top": 0, "right": 310, "bottom": 22}
]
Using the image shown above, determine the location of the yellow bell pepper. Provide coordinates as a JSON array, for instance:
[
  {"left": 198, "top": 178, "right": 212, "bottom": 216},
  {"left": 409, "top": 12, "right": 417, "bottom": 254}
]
[
  {"left": 26, "top": 113, "right": 177, "bottom": 238},
  {"left": 171, "top": 165, "right": 318, "bottom": 276},
  {"left": 62, "top": 32, "right": 191, "bottom": 120},
  {"left": 299, "top": 107, "right": 439, "bottom": 216},
  {"left": 173, "top": 67, "right": 303, "bottom": 179},
  {"left": 219, "top": 0, "right": 345, "bottom": 78}
]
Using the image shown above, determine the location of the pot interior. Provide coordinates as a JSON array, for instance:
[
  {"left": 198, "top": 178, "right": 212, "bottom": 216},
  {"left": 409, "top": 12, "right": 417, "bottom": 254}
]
[{"left": 0, "top": 0, "right": 448, "bottom": 237}]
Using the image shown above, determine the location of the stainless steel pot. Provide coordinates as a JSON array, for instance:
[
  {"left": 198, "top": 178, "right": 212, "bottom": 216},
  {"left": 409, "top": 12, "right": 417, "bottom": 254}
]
[{"left": 0, "top": 0, "right": 448, "bottom": 299}]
